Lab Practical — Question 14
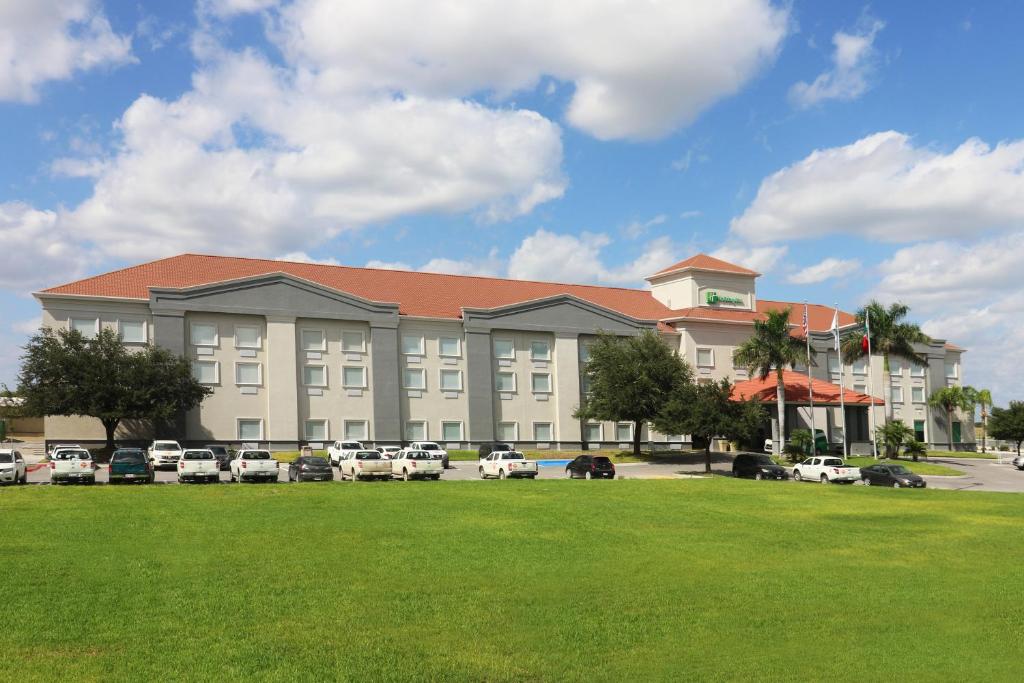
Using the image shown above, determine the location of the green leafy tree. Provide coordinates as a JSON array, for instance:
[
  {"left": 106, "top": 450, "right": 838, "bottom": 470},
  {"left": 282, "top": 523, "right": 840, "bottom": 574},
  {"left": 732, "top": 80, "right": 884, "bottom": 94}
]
[
  {"left": 575, "top": 330, "right": 693, "bottom": 456},
  {"left": 841, "top": 301, "right": 931, "bottom": 423},
  {"left": 875, "top": 419, "right": 915, "bottom": 458},
  {"left": 13, "top": 328, "right": 211, "bottom": 450},
  {"left": 733, "top": 307, "right": 810, "bottom": 456},
  {"left": 965, "top": 387, "right": 992, "bottom": 453},
  {"left": 989, "top": 401, "right": 1024, "bottom": 457},
  {"left": 786, "top": 429, "right": 814, "bottom": 462},
  {"left": 928, "top": 386, "right": 974, "bottom": 452},
  {"left": 903, "top": 439, "right": 927, "bottom": 462},
  {"left": 653, "top": 378, "right": 766, "bottom": 473}
]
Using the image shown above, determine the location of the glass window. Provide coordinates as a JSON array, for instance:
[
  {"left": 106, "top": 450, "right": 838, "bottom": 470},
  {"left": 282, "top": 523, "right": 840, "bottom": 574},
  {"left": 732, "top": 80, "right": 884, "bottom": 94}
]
[
  {"left": 580, "top": 375, "right": 591, "bottom": 394},
  {"left": 235, "top": 362, "right": 261, "bottom": 385},
  {"left": 910, "top": 363, "right": 926, "bottom": 377},
  {"left": 401, "top": 334, "right": 424, "bottom": 355},
  {"left": 234, "top": 325, "right": 260, "bottom": 349},
  {"left": 341, "top": 331, "right": 365, "bottom": 353},
  {"left": 912, "top": 386, "right": 925, "bottom": 403},
  {"left": 193, "top": 360, "right": 218, "bottom": 385},
  {"left": 438, "top": 337, "right": 461, "bottom": 357},
  {"left": 531, "top": 373, "right": 552, "bottom": 393},
  {"left": 441, "top": 421, "right": 463, "bottom": 441},
  {"left": 696, "top": 348, "right": 714, "bottom": 367},
  {"left": 303, "top": 365, "right": 327, "bottom": 387},
  {"left": 238, "top": 419, "right": 262, "bottom": 441},
  {"left": 494, "top": 339, "right": 514, "bottom": 359},
  {"left": 191, "top": 323, "right": 217, "bottom": 347},
  {"left": 827, "top": 354, "right": 841, "bottom": 374},
  {"left": 497, "top": 422, "right": 517, "bottom": 441},
  {"left": 891, "top": 386, "right": 904, "bottom": 403},
  {"left": 495, "top": 371, "right": 516, "bottom": 392},
  {"left": 70, "top": 317, "right": 98, "bottom": 338},
  {"left": 914, "top": 420, "right": 926, "bottom": 442},
  {"left": 616, "top": 423, "right": 633, "bottom": 442},
  {"left": 584, "top": 423, "right": 602, "bottom": 442},
  {"left": 534, "top": 422, "right": 553, "bottom": 442},
  {"left": 579, "top": 344, "right": 591, "bottom": 362},
  {"left": 853, "top": 383, "right": 866, "bottom": 394},
  {"left": 344, "top": 421, "right": 367, "bottom": 441},
  {"left": 305, "top": 420, "right": 328, "bottom": 441},
  {"left": 301, "top": 329, "right": 325, "bottom": 352},
  {"left": 852, "top": 359, "right": 867, "bottom": 375},
  {"left": 530, "top": 341, "right": 550, "bottom": 361},
  {"left": 405, "top": 421, "right": 426, "bottom": 441},
  {"left": 119, "top": 320, "right": 146, "bottom": 343},
  {"left": 945, "top": 362, "right": 958, "bottom": 379},
  {"left": 439, "top": 369, "right": 462, "bottom": 391},
  {"left": 403, "top": 368, "right": 426, "bottom": 390},
  {"left": 889, "top": 359, "right": 902, "bottom": 375},
  {"left": 342, "top": 366, "right": 367, "bottom": 388}
]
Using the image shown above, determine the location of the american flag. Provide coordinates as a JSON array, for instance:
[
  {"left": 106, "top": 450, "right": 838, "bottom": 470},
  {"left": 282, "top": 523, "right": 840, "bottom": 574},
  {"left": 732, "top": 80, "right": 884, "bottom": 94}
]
[{"left": 802, "top": 303, "right": 809, "bottom": 338}]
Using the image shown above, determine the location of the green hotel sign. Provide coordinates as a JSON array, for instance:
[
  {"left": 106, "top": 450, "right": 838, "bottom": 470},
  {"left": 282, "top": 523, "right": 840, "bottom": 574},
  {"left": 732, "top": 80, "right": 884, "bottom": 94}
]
[{"left": 706, "top": 291, "right": 743, "bottom": 305}]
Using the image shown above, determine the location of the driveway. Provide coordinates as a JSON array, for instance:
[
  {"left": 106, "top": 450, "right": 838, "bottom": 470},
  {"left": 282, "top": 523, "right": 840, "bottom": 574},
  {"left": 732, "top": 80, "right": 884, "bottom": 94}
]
[{"left": 919, "top": 457, "right": 1024, "bottom": 493}]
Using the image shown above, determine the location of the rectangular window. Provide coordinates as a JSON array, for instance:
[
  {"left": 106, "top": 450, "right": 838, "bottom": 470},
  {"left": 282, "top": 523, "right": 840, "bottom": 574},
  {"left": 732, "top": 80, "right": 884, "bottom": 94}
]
[
  {"left": 891, "top": 386, "right": 904, "bottom": 404},
  {"left": 852, "top": 359, "right": 867, "bottom": 375},
  {"left": 234, "top": 325, "right": 260, "bottom": 349},
  {"left": 493, "top": 339, "right": 514, "bottom": 359},
  {"left": 193, "top": 360, "right": 219, "bottom": 385},
  {"left": 889, "top": 359, "right": 902, "bottom": 375},
  {"left": 70, "top": 317, "right": 99, "bottom": 339},
  {"left": 910, "top": 363, "right": 926, "bottom": 377},
  {"left": 531, "top": 372, "right": 552, "bottom": 393},
  {"left": 190, "top": 322, "right": 217, "bottom": 347},
  {"left": 401, "top": 334, "right": 424, "bottom": 355},
  {"left": 119, "top": 320, "right": 146, "bottom": 343},
  {"left": 237, "top": 418, "right": 263, "bottom": 441},
  {"left": 405, "top": 421, "right": 427, "bottom": 441},
  {"left": 579, "top": 344, "right": 591, "bottom": 362},
  {"left": 913, "top": 420, "right": 926, "bottom": 442},
  {"left": 495, "top": 371, "right": 516, "bottom": 392},
  {"left": 827, "top": 353, "right": 841, "bottom": 374},
  {"left": 301, "top": 329, "right": 325, "bottom": 352},
  {"left": 580, "top": 375, "right": 592, "bottom": 395},
  {"left": 530, "top": 340, "right": 550, "bottom": 361},
  {"left": 583, "top": 423, "right": 602, "bottom": 442},
  {"left": 235, "top": 362, "right": 261, "bottom": 386},
  {"left": 533, "top": 422, "right": 553, "bottom": 442},
  {"left": 616, "top": 423, "right": 633, "bottom": 442},
  {"left": 496, "top": 422, "right": 518, "bottom": 441},
  {"left": 403, "top": 368, "right": 426, "bottom": 390},
  {"left": 912, "top": 386, "right": 925, "bottom": 403},
  {"left": 696, "top": 348, "right": 714, "bottom": 367},
  {"left": 341, "top": 331, "right": 365, "bottom": 353},
  {"left": 441, "top": 421, "right": 463, "bottom": 441},
  {"left": 342, "top": 366, "right": 367, "bottom": 388},
  {"left": 303, "top": 365, "right": 327, "bottom": 387},
  {"left": 438, "top": 337, "right": 461, "bottom": 357},
  {"left": 439, "top": 369, "right": 462, "bottom": 391},
  {"left": 945, "top": 362, "right": 958, "bottom": 379},
  {"left": 305, "top": 419, "right": 328, "bottom": 441},
  {"left": 853, "top": 383, "right": 866, "bottom": 395},
  {"left": 344, "top": 420, "right": 368, "bottom": 441}
]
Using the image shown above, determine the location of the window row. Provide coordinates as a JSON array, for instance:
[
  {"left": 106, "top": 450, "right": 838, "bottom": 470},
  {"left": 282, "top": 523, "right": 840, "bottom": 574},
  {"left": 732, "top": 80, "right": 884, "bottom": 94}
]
[
  {"left": 69, "top": 317, "right": 147, "bottom": 343},
  {"left": 235, "top": 418, "right": 369, "bottom": 442},
  {"left": 583, "top": 422, "right": 634, "bottom": 443},
  {"left": 192, "top": 361, "right": 371, "bottom": 389},
  {"left": 891, "top": 386, "right": 927, "bottom": 404},
  {"left": 189, "top": 323, "right": 368, "bottom": 354},
  {"left": 492, "top": 338, "right": 551, "bottom": 361}
]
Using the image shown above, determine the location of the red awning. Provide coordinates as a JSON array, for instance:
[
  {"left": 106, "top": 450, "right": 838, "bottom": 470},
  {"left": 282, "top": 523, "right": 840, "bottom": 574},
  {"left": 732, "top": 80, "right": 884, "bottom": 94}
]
[{"left": 730, "top": 370, "right": 883, "bottom": 406}]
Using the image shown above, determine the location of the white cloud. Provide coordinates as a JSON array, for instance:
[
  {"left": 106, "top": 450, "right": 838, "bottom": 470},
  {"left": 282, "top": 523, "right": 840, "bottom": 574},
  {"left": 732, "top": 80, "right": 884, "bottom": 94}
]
[
  {"left": 623, "top": 214, "right": 667, "bottom": 240},
  {"left": 0, "top": 202, "right": 92, "bottom": 291},
  {"left": 420, "top": 250, "right": 504, "bottom": 278},
  {"left": 731, "top": 131, "right": 1024, "bottom": 244},
  {"left": 11, "top": 318, "right": 41, "bottom": 335},
  {"left": 270, "top": 0, "right": 788, "bottom": 140},
  {"left": 199, "top": 0, "right": 279, "bottom": 18},
  {"left": 787, "top": 257, "right": 861, "bottom": 284},
  {"left": 0, "top": 0, "right": 134, "bottom": 102},
  {"left": 365, "top": 260, "right": 411, "bottom": 271},
  {"left": 789, "top": 16, "right": 885, "bottom": 108},
  {"left": 710, "top": 243, "right": 787, "bottom": 274},
  {"left": 679, "top": 210, "right": 703, "bottom": 220},
  {"left": 277, "top": 251, "right": 340, "bottom": 266},
  {"left": 508, "top": 230, "right": 676, "bottom": 285}
]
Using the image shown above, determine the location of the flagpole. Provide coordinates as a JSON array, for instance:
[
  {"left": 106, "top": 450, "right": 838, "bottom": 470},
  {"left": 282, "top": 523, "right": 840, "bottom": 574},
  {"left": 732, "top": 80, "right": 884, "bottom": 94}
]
[
  {"left": 834, "top": 303, "right": 848, "bottom": 459},
  {"left": 865, "top": 308, "right": 878, "bottom": 459},
  {"left": 804, "top": 302, "right": 816, "bottom": 447}
]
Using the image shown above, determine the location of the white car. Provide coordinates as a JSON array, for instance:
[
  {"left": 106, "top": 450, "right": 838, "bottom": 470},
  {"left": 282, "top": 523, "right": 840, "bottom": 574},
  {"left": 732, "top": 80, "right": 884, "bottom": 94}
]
[
  {"left": 1012, "top": 454, "right": 1024, "bottom": 470},
  {"left": 479, "top": 451, "right": 538, "bottom": 479},
  {"left": 408, "top": 441, "right": 449, "bottom": 469},
  {"left": 50, "top": 447, "right": 96, "bottom": 484},
  {"left": 177, "top": 448, "right": 221, "bottom": 483},
  {"left": 376, "top": 446, "right": 402, "bottom": 459},
  {"left": 230, "top": 449, "right": 280, "bottom": 483},
  {"left": 0, "top": 449, "right": 27, "bottom": 485},
  {"left": 339, "top": 449, "right": 392, "bottom": 481},
  {"left": 148, "top": 440, "right": 183, "bottom": 470},
  {"left": 328, "top": 440, "right": 364, "bottom": 467},
  {"left": 792, "top": 456, "right": 860, "bottom": 484},
  {"left": 391, "top": 450, "right": 443, "bottom": 481}
]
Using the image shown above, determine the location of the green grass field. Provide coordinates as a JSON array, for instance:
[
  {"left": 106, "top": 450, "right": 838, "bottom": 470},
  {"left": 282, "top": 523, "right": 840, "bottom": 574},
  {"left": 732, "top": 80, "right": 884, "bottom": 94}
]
[
  {"left": 3, "top": 481, "right": 1022, "bottom": 681},
  {"left": 926, "top": 449, "right": 997, "bottom": 459}
]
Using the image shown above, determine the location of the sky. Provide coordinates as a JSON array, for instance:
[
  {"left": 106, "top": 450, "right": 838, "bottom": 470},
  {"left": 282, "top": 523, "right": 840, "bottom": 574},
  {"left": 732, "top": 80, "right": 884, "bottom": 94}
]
[{"left": 2, "top": 0, "right": 1023, "bottom": 404}]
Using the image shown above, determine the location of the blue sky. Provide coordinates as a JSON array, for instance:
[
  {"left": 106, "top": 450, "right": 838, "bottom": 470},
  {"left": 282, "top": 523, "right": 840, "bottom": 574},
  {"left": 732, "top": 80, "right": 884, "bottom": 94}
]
[{"left": 2, "top": 1, "right": 1023, "bottom": 402}]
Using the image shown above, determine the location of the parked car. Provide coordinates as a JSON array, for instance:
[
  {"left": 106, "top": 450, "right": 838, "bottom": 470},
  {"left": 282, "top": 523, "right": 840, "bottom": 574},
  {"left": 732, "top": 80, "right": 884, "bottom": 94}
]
[
  {"left": 733, "top": 453, "right": 789, "bottom": 480},
  {"left": 204, "top": 444, "right": 233, "bottom": 471},
  {"left": 792, "top": 456, "right": 860, "bottom": 484},
  {"left": 408, "top": 441, "right": 449, "bottom": 469},
  {"left": 108, "top": 448, "right": 154, "bottom": 484},
  {"left": 327, "top": 440, "right": 364, "bottom": 467},
  {"left": 565, "top": 455, "right": 615, "bottom": 479},
  {"left": 0, "top": 449, "right": 27, "bottom": 485},
  {"left": 230, "top": 449, "right": 279, "bottom": 483},
  {"left": 339, "top": 450, "right": 392, "bottom": 481},
  {"left": 375, "top": 446, "right": 402, "bottom": 458},
  {"left": 478, "top": 442, "right": 513, "bottom": 460},
  {"left": 148, "top": 440, "right": 183, "bottom": 470},
  {"left": 50, "top": 448, "right": 96, "bottom": 484},
  {"left": 288, "top": 455, "right": 333, "bottom": 482},
  {"left": 391, "top": 450, "right": 443, "bottom": 481},
  {"left": 479, "top": 451, "right": 538, "bottom": 479},
  {"left": 1013, "top": 454, "right": 1024, "bottom": 470},
  {"left": 178, "top": 449, "right": 221, "bottom": 483},
  {"left": 860, "top": 463, "right": 927, "bottom": 488}
]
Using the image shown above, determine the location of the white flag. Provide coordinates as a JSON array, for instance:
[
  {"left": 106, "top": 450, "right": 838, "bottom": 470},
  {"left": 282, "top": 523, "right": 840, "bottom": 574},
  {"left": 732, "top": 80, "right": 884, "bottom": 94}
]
[{"left": 830, "top": 308, "right": 840, "bottom": 351}]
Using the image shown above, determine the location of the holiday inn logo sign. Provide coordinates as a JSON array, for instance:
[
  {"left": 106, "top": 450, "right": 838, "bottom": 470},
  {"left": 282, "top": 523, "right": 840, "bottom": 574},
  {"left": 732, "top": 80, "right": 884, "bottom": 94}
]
[{"left": 706, "top": 291, "right": 743, "bottom": 306}]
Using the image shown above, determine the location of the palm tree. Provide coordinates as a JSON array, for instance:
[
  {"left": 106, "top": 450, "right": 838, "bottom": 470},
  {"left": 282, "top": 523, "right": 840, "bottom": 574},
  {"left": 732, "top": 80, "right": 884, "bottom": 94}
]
[
  {"left": 966, "top": 387, "right": 992, "bottom": 453},
  {"left": 928, "top": 386, "right": 974, "bottom": 451},
  {"left": 841, "top": 301, "right": 931, "bottom": 423},
  {"left": 733, "top": 307, "right": 811, "bottom": 456}
]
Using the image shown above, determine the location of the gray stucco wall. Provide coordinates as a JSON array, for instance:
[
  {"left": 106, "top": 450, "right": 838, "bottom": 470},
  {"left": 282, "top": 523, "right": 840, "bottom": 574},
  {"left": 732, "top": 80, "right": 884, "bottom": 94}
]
[
  {"left": 465, "top": 330, "right": 495, "bottom": 442},
  {"left": 370, "top": 324, "right": 401, "bottom": 442}
]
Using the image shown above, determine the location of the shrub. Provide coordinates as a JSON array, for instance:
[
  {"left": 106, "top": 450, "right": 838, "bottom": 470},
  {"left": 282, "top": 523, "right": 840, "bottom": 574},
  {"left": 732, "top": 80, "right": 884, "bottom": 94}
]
[
  {"left": 903, "top": 439, "right": 927, "bottom": 462},
  {"left": 786, "top": 429, "right": 813, "bottom": 462}
]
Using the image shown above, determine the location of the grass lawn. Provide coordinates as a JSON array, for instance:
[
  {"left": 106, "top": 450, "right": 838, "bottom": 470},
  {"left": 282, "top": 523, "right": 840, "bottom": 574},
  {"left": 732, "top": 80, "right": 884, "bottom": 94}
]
[
  {"left": 3, "top": 481, "right": 1023, "bottom": 681},
  {"left": 927, "top": 449, "right": 998, "bottom": 460},
  {"left": 844, "top": 456, "right": 965, "bottom": 476}
]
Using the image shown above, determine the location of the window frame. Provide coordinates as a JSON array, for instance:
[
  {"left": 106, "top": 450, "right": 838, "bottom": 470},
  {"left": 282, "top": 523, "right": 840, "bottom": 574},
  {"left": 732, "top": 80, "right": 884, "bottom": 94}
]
[
  {"left": 401, "top": 334, "right": 425, "bottom": 356},
  {"left": 302, "top": 364, "right": 328, "bottom": 387},
  {"left": 583, "top": 422, "right": 603, "bottom": 442},
  {"left": 190, "top": 322, "right": 218, "bottom": 347},
  {"left": 341, "top": 365, "right": 368, "bottom": 389},
  {"left": 852, "top": 359, "right": 868, "bottom": 375},
  {"left": 234, "top": 361, "right": 263, "bottom": 386},
  {"left": 304, "top": 419, "right": 329, "bottom": 442},
  {"left": 945, "top": 362, "right": 958, "bottom": 379},
  {"left": 438, "top": 336, "right": 462, "bottom": 358},
  {"left": 493, "top": 338, "right": 515, "bottom": 360},
  {"left": 343, "top": 420, "right": 368, "bottom": 441},
  {"left": 910, "top": 363, "right": 926, "bottom": 378},
  {"left": 533, "top": 421, "right": 553, "bottom": 442},
  {"left": 440, "top": 420, "right": 464, "bottom": 442},
  {"left": 192, "top": 359, "right": 219, "bottom": 385},
  {"left": 827, "top": 353, "right": 841, "bottom": 375},
  {"left": 530, "top": 340, "right": 551, "bottom": 361},
  {"left": 530, "top": 372, "right": 552, "bottom": 394},
  {"left": 615, "top": 422, "right": 634, "bottom": 442},
  {"left": 340, "top": 330, "right": 366, "bottom": 354},
  {"left": 438, "top": 368, "right": 463, "bottom": 392},
  {"left": 233, "top": 325, "right": 261, "bottom": 350},
  {"left": 69, "top": 316, "right": 100, "bottom": 339},
  {"left": 695, "top": 347, "right": 715, "bottom": 368},
  {"left": 495, "top": 370, "right": 517, "bottom": 393},
  {"left": 496, "top": 421, "right": 519, "bottom": 441},
  {"left": 405, "top": 420, "right": 427, "bottom": 441},
  {"left": 889, "top": 359, "right": 902, "bottom": 376},
  {"left": 911, "top": 386, "right": 925, "bottom": 403},
  {"left": 890, "top": 385, "right": 904, "bottom": 404},
  {"left": 300, "top": 328, "right": 326, "bottom": 352},
  {"left": 403, "top": 367, "right": 426, "bottom": 390},
  {"left": 237, "top": 418, "right": 264, "bottom": 441},
  {"left": 118, "top": 319, "right": 147, "bottom": 344}
]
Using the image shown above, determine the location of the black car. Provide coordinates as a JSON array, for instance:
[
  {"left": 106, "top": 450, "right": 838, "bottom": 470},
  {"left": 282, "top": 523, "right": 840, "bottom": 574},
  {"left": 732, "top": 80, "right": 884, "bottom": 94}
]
[
  {"left": 733, "top": 453, "right": 789, "bottom": 480},
  {"left": 288, "top": 456, "right": 334, "bottom": 482},
  {"left": 478, "top": 442, "right": 513, "bottom": 459},
  {"left": 565, "top": 455, "right": 615, "bottom": 479},
  {"left": 204, "top": 444, "right": 233, "bottom": 471},
  {"left": 860, "top": 464, "right": 926, "bottom": 488}
]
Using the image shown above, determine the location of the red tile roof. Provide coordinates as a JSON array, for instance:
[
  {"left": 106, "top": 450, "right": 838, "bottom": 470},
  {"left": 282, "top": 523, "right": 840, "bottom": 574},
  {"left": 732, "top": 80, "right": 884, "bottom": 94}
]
[
  {"left": 649, "top": 253, "right": 760, "bottom": 278},
  {"left": 757, "top": 300, "right": 857, "bottom": 332},
  {"left": 664, "top": 307, "right": 763, "bottom": 325},
  {"left": 731, "top": 370, "right": 884, "bottom": 406}
]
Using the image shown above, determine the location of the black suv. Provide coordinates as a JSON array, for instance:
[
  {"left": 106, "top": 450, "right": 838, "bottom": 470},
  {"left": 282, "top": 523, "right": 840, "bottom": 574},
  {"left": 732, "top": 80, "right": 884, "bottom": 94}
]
[
  {"left": 566, "top": 455, "right": 615, "bottom": 479},
  {"left": 478, "top": 442, "right": 513, "bottom": 459},
  {"left": 733, "top": 453, "right": 788, "bottom": 480},
  {"left": 204, "top": 444, "right": 233, "bottom": 471}
]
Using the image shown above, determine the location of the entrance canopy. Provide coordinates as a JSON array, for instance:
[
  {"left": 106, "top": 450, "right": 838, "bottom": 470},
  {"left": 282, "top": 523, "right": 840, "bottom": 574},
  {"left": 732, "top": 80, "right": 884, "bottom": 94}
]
[{"left": 730, "top": 370, "right": 883, "bottom": 406}]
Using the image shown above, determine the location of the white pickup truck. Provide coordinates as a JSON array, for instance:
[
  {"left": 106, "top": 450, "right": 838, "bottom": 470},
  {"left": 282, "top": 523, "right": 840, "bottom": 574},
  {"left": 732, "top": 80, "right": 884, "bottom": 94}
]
[
  {"left": 149, "top": 440, "right": 183, "bottom": 470},
  {"left": 339, "top": 449, "right": 392, "bottom": 481},
  {"left": 229, "top": 449, "right": 280, "bottom": 483},
  {"left": 177, "top": 449, "right": 221, "bottom": 483},
  {"left": 792, "top": 456, "right": 861, "bottom": 484},
  {"left": 50, "top": 447, "right": 96, "bottom": 484},
  {"left": 328, "top": 440, "right": 364, "bottom": 467},
  {"left": 391, "top": 450, "right": 443, "bottom": 481},
  {"left": 479, "top": 451, "right": 538, "bottom": 479}
]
